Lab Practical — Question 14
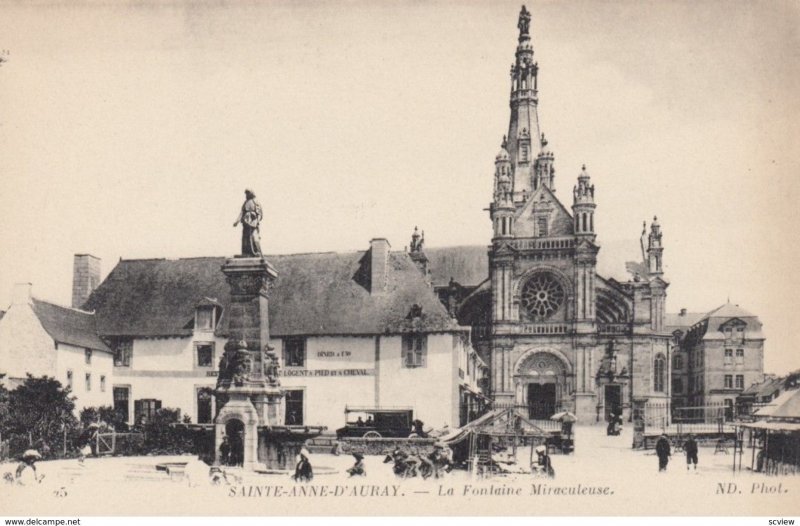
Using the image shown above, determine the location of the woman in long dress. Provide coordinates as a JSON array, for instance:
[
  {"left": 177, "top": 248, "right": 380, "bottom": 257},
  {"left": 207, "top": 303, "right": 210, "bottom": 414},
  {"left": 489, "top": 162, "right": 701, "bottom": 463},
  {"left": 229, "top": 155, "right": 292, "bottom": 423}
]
[{"left": 233, "top": 189, "right": 263, "bottom": 257}]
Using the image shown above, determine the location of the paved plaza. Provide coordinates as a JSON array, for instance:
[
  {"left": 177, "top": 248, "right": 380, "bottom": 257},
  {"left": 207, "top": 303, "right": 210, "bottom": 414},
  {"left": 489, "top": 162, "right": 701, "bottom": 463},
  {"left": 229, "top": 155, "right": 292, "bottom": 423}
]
[{"left": 3, "top": 425, "right": 798, "bottom": 516}]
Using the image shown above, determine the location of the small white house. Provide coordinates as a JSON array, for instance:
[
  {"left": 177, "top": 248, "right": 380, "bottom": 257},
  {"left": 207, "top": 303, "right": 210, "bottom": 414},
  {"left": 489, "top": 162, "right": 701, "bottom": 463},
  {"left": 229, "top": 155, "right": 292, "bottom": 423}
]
[{"left": 0, "top": 283, "right": 114, "bottom": 410}]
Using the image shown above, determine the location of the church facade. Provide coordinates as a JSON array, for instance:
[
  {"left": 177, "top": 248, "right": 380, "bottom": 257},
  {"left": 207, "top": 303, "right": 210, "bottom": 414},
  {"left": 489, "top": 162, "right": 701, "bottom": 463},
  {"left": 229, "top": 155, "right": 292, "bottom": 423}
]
[{"left": 445, "top": 6, "right": 672, "bottom": 424}]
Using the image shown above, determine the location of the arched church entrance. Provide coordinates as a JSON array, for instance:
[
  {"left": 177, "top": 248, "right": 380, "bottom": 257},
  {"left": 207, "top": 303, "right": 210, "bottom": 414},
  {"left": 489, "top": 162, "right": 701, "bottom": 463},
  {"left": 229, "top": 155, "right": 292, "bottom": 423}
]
[
  {"left": 527, "top": 382, "right": 556, "bottom": 419},
  {"left": 225, "top": 419, "right": 245, "bottom": 467},
  {"left": 514, "top": 350, "right": 570, "bottom": 420}
]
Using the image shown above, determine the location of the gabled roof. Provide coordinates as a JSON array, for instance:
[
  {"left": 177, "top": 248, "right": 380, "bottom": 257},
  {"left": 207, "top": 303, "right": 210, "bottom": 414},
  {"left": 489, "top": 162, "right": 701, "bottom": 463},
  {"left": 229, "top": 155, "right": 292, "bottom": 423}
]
[
  {"left": 30, "top": 298, "right": 111, "bottom": 353},
  {"left": 85, "top": 251, "right": 459, "bottom": 338},
  {"left": 441, "top": 407, "right": 549, "bottom": 444},
  {"left": 513, "top": 184, "right": 574, "bottom": 238}
]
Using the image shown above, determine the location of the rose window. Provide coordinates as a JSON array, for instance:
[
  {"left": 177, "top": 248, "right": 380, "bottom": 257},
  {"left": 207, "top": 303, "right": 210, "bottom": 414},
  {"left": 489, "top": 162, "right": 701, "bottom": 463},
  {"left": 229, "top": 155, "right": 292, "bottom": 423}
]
[{"left": 521, "top": 272, "right": 564, "bottom": 320}]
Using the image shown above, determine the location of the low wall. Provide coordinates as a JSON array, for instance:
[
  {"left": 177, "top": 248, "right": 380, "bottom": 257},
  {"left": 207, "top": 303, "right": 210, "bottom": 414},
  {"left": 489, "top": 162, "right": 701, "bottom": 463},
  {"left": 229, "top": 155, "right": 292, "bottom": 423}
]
[{"left": 328, "top": 437, "right": 438, "bottom": 456}]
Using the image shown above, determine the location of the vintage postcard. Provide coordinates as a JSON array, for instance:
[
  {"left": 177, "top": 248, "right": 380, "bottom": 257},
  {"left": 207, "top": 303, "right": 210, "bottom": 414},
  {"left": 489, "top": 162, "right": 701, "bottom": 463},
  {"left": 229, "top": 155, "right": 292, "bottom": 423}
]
[{"left": 0, "top": 0, "right": 798, "bottom": 518}]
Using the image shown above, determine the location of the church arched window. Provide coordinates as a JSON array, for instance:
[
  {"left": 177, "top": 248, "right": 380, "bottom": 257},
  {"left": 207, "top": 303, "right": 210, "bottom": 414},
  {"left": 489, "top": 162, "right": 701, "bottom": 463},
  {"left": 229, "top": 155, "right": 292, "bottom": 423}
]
[{"left": 654, "top": 353, "right": 666, "bottom": 393}]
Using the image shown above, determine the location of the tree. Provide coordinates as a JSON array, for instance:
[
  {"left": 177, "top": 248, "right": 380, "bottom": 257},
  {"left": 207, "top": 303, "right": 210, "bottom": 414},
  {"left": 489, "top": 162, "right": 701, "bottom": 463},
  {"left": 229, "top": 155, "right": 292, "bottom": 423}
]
[
  {"left": 6, "top": 375, "right": 78, "bottom": 457},
  {"left": 0, "top": 374, "right": 10, "bottom": 459}
]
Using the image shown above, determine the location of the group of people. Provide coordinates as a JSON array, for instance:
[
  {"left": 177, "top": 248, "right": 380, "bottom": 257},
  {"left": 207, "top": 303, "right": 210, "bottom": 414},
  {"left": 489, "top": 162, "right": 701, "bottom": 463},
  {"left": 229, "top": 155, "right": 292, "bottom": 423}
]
[
  {"left": 218, "top": 434, "right": 244, "bottom": 467},
  {"left": 655, "top": 433, "right": 699, "bottom": 472},
  {"left": 383, "top": 443, "right": 452, "bottom": 479}
]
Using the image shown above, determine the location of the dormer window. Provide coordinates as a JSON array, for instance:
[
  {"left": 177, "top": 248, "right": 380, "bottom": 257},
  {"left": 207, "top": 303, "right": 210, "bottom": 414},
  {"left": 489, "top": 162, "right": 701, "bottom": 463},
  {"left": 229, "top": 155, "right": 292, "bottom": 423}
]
[{"left": 195, "top": 307, "right": 215, "bottom": 331}]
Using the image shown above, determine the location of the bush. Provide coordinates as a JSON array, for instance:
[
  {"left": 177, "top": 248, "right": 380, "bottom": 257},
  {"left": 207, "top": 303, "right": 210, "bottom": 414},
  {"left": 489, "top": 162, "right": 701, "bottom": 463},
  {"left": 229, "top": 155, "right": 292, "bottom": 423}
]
[
  {"left": 79, "top": 406, "right": 129, "bottom": 432},
  {"left": 2, "top": 375, "right": 80, "bottom": 459},
  {"left": 142, "top": 408, "right": 194, "bottom": 455}
]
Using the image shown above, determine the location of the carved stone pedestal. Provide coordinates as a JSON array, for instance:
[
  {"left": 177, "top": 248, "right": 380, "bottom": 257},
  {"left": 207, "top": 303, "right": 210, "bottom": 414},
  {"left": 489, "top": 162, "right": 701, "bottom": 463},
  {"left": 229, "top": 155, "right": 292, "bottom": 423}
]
[
  {"left": 214, "top": 256, "right": 324, "bottom": 471},
  {"left": 214, "top": 257, "right": 281, "bottom": 470}
]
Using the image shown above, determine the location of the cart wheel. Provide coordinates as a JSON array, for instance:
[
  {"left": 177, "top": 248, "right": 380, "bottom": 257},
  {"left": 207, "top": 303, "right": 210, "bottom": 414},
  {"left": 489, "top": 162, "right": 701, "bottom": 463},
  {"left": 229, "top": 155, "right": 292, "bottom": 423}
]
[{"left": 363, "top": 431, "right": 382, "bottom": 438}]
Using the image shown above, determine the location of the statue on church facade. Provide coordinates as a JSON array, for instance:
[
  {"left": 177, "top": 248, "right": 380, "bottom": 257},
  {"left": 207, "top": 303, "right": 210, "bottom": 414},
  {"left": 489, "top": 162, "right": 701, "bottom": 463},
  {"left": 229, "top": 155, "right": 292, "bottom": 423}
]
[{"left": 233, "top": 189, "right": 263, "bottom": 257}]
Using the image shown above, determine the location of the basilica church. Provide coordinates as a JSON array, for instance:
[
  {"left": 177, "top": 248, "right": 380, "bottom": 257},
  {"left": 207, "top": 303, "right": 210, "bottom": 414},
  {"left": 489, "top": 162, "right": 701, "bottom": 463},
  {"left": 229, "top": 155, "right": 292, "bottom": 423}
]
[{"left": 431, "top": 5, "right": 672, "bottom": 424}]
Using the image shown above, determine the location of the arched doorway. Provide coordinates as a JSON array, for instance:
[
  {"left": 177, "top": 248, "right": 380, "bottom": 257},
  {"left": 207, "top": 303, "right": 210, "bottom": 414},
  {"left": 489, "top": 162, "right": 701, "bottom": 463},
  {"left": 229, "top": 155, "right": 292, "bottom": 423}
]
[
  {"left": 225, "top": 419, "right": 244, "bottom": 467},
  {"left": 514, "top": 350, "right": 570, "bottom": 419}
]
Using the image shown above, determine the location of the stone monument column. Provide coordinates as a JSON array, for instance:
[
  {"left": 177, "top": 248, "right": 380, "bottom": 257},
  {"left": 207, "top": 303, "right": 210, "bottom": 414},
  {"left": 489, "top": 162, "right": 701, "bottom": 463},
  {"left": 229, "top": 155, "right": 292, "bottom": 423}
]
[{"left": 214, "top": 256, "right": 282, "bottom": 471}]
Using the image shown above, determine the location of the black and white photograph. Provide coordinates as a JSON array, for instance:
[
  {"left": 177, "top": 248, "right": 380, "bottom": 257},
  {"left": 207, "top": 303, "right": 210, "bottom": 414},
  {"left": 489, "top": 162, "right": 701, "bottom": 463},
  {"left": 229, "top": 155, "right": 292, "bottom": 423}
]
[{"left": 0, "top": 0, "right": 798, "bottom": 520}]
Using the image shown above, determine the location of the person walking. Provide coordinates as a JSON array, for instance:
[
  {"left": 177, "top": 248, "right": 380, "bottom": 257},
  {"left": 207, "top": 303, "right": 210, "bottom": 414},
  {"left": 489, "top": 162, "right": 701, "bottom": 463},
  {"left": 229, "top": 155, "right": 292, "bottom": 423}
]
[
  {"left": 15, "top": 450, "right": 43, "bottom": 485},
  {"left": 293, "top": 449, "right": 313, "bottom": 482},
  {"left": 655, "top": 434, "right": 671, "bottom": 472},
  {"left": 684, "top": 434, "right": 698, "bottom": 471}
]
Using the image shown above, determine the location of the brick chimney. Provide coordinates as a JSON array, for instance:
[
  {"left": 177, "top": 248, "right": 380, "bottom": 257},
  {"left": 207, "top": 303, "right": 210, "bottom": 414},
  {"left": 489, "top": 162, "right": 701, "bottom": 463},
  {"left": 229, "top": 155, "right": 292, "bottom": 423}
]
[
  {"left": 72, "top": 254, "right": 101, "bottom": 308},
  {"left": 12, "top": 283, "right": 32, "bottom": 305},
  {"left": 369, "top": 238, "right": 390, "bottom": 295}
]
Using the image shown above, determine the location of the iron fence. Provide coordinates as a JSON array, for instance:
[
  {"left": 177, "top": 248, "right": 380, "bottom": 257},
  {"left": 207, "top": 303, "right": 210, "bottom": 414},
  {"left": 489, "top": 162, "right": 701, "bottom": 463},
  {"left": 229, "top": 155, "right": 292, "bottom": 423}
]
[{"left": 643, "top": 401, "right": 736, "bottom": 434}]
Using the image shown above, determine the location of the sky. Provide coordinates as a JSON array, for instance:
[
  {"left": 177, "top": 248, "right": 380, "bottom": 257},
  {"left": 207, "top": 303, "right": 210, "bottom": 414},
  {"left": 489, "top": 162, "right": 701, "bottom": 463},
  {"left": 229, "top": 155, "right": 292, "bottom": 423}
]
[{"left": 0, "top": 0, "right": 798, "bottom": 374}]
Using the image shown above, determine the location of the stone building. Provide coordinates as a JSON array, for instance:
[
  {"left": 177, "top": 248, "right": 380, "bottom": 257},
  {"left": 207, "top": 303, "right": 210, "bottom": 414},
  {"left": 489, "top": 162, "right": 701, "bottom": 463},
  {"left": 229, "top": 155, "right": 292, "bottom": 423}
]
[{"left": 667, "top": 303, "right": 765, "bottom": 418}]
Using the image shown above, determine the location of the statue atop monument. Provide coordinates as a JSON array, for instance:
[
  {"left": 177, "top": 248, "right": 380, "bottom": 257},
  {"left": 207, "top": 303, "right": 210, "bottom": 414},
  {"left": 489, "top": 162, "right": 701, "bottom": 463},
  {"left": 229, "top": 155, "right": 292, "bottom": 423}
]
[
  {"left": 518, "top": 5, "right": 531, "bottom": 38},
  {"left": 233, "top": 188, "right": 263, "bottom": 257}
]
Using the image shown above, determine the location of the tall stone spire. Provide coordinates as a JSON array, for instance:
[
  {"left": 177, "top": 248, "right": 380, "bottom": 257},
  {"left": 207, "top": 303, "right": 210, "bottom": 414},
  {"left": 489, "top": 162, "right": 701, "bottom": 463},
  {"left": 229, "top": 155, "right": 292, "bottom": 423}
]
[{"left": 507, "top": 5, "right": 545, "bottom": 199}]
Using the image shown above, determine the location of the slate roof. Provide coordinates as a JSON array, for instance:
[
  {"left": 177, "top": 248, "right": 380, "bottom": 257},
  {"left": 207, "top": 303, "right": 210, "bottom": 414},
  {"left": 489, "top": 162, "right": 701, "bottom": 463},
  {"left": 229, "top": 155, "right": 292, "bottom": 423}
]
[
  {"left": 666, "top": 302, "right": 763, "bottom": 340},
  {"left": 30, "top": 298, "right": 111, "bottom": 353},
  {"left": 84, "top": 251, "right": 460, "bottom": 338},
  {"left": 700, "top": 302, "right": 764, "bottom": 340},
  {"left": 424, "top": 246, "right": 488, "bottom": 288},
  {"left": 664, "top": 311, "right": 705, "bottom": 333}
]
